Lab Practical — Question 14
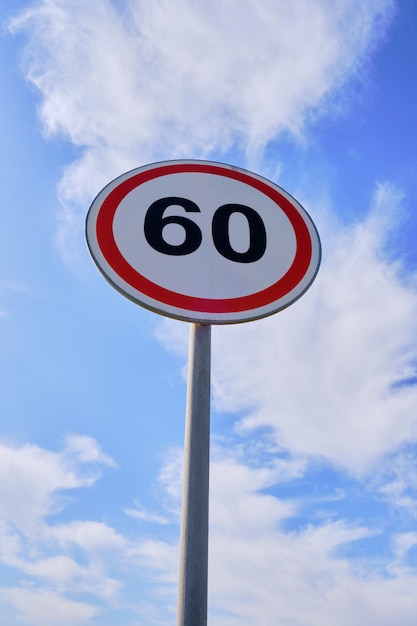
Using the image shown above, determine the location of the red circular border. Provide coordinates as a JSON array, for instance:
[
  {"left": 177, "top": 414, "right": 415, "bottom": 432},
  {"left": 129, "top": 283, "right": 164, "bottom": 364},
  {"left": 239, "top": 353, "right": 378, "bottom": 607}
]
[{"left": 95, "top": 163, "right": 313, "bottom": 314}]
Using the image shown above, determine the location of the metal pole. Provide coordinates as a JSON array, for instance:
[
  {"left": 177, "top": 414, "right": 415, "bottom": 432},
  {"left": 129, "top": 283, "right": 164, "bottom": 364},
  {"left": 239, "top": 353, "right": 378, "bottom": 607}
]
[{"left": 177, "top": 322, "right": 211, "bottom": 626}]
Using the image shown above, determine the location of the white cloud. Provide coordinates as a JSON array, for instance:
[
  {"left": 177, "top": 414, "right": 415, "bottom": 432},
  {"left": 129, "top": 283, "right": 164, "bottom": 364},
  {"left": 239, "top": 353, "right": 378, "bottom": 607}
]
[
  {"left": 22, "top": 555, "right": 86, "bottom": 585},
  {"left": 210, "top": 449, "right": 301, "bottom": 535},
  {"left": 206, "top": 183, "right": 417, "bottom": 475},
  {"left": 9, "top": 0, "right": 393, "bottom": 263},
  {"left": 122, "top": 446, "right": 417, "bottom": 626},
  {"left": 0, "top": 438, "right": 179, "bottom": 622},
  {"left": 127, "top": 539, "right": 179, "bottom": 587},
  {"left": 208, "top": 521, "right": 417, "bottom": 626},
  {"left": 2, "top": 552, "right": 121, "bottom": 602},
  {"left": 124, "top": 500, "right": 169, "bottom": 525},
  {"left": 64, "top": 433, "right": 117, "bottom": 466},
  {"left": 1, "top": 430, "right": 417, "bottom": 625},
  {"left": 0, "top": 435, "right": 115, "bottom": 535},
  {"left": 157, "top": 446, "right": 184, "bottom": 507},
  {"left": 48, "top": 520, "right": 126, "bottom": 552},
  {"left": 0, "top": 437, "right": 126, "bottom": 621},
  {"left": 0, "top": 587, "right": 101, "bottom": 626},
  {"left": 376, "top": 449, "right": 417, "bottom": 518}
]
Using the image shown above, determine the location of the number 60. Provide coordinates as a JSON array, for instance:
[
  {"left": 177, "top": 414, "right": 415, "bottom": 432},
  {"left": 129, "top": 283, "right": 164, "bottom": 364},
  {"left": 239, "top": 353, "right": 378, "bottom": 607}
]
[{"left": 144, "top": 196, "right": 267, "bottom": 263}]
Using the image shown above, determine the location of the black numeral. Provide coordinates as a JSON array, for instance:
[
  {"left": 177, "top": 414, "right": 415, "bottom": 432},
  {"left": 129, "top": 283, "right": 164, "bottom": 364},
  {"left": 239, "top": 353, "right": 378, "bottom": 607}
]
[
  {"left": 144, "top": 197, "right": 202, "bottom": 256},
  {"left": 144, "top": 197, "right": 266, "bottom": 262},
  {"left": 212, "top": 204, "right": 266, "bottom": 263}
]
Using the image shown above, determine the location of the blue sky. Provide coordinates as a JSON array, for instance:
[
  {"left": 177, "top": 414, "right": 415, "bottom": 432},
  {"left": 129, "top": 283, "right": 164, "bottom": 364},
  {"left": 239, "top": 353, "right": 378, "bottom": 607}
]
[{"left": 1, "top": 1, "right": 417, "bottom": 624}]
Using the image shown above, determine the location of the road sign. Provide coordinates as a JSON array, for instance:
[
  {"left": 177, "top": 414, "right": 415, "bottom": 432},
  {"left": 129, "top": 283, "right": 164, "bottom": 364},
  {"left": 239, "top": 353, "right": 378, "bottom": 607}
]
[{"left": 86, "top": 160, "right": 321, "bottom": 323}]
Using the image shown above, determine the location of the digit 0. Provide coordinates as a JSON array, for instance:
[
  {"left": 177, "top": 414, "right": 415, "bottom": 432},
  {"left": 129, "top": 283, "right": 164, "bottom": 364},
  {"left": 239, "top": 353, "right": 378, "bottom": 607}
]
[{"left": 212, "top": 203, "right": 266, "bottom": 263}]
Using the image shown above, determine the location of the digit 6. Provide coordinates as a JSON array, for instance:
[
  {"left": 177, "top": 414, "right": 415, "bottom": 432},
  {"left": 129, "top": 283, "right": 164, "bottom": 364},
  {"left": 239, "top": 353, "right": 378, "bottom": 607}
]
[{"left": 144, "top": 197, "right": 202, "bottom": 256}]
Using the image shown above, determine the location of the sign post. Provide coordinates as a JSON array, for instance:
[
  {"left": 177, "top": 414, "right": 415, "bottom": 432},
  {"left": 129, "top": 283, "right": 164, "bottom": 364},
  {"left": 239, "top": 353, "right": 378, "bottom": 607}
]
[
  {"left": 86, "top": 160, "right": 321, "bottom": 626},
  {"left": 177, "top": 323, "right": 211, "bottom": 626}
]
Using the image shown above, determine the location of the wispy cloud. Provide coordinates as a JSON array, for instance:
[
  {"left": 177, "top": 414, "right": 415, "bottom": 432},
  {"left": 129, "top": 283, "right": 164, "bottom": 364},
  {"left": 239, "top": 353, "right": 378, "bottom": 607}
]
[
  {"left": 9, "top": 0, "right": 393, "bottom": 263},
  {"left": 1, "top": 430, "right": 417, "bottom": 625},
  {"left": 0, "top": 436, "right": 122, "bottom": 622},
  {"left": 122, "top": 445, "right": 417, "bottom": 626},
  {"left": 124, "top": 500, "right": 169, "bottom": 525},
  {"left": 0, "top": 587, "right": 102, "bottom": 626},
  {"left": 377, "top": 449, "right": 417, "bottom": 519},
  {"left": 0, "top": 435, "right": 179, "bottom": 623},
  {"left": 0, "top": 434, "right": 115, "bottom": 535}
]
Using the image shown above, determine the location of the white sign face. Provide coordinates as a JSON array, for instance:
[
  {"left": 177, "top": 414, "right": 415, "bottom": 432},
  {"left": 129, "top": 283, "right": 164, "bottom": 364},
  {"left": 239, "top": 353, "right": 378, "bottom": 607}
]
[{"left": 86, "top": 160, "right": 321, "bottom": 323}]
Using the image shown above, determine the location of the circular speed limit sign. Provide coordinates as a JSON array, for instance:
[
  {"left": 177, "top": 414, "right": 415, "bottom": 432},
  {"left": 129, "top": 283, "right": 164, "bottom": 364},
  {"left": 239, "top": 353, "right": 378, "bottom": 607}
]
[{"left": 86, "top": 160, "right": 321, "bottom": 323}]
